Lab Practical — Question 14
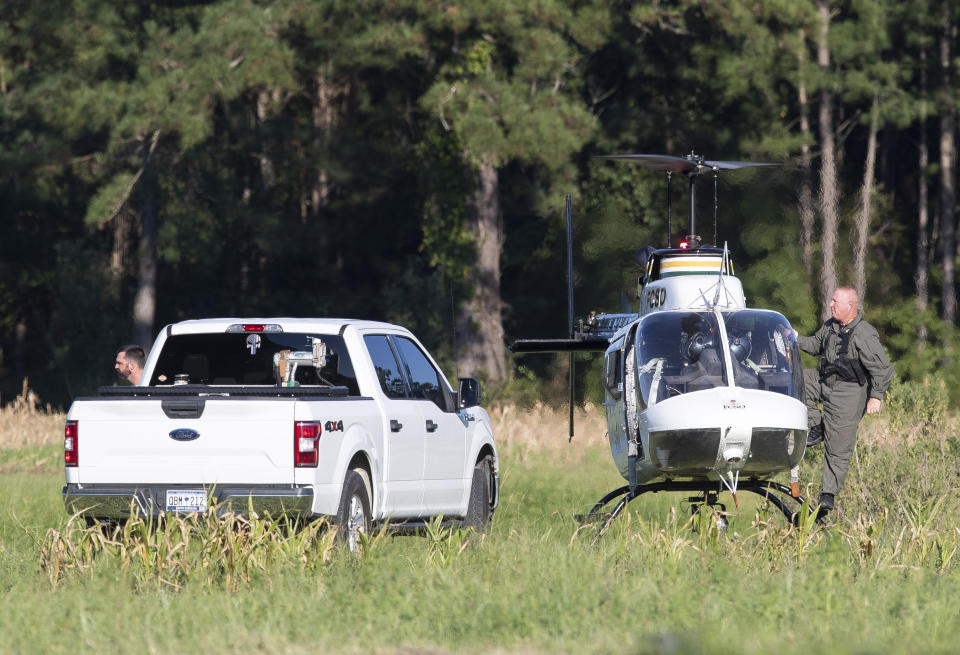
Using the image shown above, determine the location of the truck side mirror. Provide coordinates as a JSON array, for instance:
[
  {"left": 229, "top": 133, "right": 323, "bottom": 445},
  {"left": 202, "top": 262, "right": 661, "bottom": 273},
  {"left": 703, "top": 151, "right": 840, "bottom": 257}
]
[{"left": 458, "top": 377, "right": 482, "bottom": 409}]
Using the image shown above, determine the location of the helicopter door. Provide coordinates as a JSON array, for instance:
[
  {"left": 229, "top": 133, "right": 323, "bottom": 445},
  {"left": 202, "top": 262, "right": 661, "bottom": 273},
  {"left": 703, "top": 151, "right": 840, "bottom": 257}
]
[
  {"left": 623, "top": 325, "right": 640, "bottom": 448},
  {"left": 602, "top": 336, "right": 626, "bottom": 449}
]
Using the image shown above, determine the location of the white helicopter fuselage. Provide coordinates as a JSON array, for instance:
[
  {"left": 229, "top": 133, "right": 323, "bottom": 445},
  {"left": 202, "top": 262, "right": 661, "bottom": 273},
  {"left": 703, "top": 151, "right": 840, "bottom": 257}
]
[{"left": 600, "top": 248, "right": 807, "bottom": 487}]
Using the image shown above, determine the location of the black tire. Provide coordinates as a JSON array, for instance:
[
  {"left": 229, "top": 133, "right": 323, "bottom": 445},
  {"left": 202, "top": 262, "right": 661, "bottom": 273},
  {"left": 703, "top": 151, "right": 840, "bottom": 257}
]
[
  {"left": 336, "top": 470, "right": 371, "bottom": 553},
  {"left": 463, "top": 459, "right": 492, "bottom": 530}
]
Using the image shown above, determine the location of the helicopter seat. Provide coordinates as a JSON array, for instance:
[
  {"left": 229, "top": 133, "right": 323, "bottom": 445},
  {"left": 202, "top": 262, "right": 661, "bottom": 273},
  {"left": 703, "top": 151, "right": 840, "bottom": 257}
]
[
  {"left": 747, "top": 332, "right": 790, "bottom": 393},
  {"left": 678, "top": 339, "right": 726, "bottom": 393},
  {"left": 686, "top": 374, "right": 726, "bottom": 393},
  {"left": 732, "top": 363, "right": 762, "bottom": 390}
]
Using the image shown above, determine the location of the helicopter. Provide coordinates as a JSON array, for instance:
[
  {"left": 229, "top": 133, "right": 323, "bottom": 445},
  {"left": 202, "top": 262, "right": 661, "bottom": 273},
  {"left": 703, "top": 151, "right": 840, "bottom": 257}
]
[{"left": 509, "top": 152, "right": 812, "bottom": 536}]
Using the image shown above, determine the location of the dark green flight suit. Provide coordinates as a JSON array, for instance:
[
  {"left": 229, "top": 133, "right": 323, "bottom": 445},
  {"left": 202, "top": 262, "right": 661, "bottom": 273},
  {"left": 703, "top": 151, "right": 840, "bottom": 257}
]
[{"left": 798, "top": 315, "right": 893, "bottom": 498}]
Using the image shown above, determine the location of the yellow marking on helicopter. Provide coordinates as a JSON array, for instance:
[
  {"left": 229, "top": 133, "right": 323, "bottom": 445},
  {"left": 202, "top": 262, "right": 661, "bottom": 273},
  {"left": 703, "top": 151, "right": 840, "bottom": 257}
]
[
  {"left": 658, "top": 256, "right": 733, "bottom": 277},
  {"left": 661, "top": 259, "right": 722, "bottom": 268}
]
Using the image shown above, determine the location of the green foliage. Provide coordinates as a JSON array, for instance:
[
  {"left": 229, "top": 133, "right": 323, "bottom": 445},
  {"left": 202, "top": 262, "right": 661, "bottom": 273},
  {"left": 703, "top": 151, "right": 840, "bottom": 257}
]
[
  {"left": 415, "top": 127, "right": 473, "bottom": 281},
  {"left": 420, "top": 0, "right": 603, "bottom": 170},
  {"left": 869, "top": 299, "right": 960, "bottom": 404},
  {"left": 1, "top": 0, "right": 960, "bottom": 409},
  {"left": 83, "top": 172, "right": 135, "bottom": 227},
  {"left": 883, "top": 375, "right": 949, "bottom": 441}
]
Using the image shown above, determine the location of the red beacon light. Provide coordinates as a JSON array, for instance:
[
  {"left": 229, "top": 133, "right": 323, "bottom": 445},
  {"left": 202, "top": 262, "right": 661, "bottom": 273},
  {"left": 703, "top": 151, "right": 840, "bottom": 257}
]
[{"left": 678, "top": 234, "right": 701, "bottom": 250}]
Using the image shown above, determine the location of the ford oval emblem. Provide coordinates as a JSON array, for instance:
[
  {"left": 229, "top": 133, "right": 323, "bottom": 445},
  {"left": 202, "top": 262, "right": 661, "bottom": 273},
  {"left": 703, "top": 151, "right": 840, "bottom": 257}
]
[{"left": 169, "top": 428, "right": 200, "bottom": 442}]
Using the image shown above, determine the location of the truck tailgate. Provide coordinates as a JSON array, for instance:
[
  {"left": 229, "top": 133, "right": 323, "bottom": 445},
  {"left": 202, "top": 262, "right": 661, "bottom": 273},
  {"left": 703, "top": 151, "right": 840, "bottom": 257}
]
[{"left": 73, "top": 398, "right": 296, "bottom": 485}]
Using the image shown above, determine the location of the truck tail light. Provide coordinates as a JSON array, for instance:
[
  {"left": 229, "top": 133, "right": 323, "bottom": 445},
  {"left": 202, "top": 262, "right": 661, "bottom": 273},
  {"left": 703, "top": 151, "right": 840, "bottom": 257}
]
[
  {"left": 294, "top": 421, "right": 322, "bottom": 467},
  {"left": 64, "top": 420, "right": 78, "bottom": 467},
  {"left": 225, "top": 323, "right": 283, "bottom": 333}
]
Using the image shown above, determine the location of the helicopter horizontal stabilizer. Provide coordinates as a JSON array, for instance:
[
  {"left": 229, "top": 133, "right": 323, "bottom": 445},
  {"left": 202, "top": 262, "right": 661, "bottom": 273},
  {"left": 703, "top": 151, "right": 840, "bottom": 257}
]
[{"left": 509, "top": 338, "right": 610, "bottom": 353}]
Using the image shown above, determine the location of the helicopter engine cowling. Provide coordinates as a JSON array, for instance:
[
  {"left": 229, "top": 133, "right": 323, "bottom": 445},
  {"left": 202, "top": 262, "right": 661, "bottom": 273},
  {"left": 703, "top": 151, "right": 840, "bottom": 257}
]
[{"left": 638, "top": 249, "right": 746, "bottom": 316}]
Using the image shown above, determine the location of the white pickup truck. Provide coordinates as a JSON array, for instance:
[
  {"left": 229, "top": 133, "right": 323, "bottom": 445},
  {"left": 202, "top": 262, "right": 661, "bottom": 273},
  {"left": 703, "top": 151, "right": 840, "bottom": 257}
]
[{"left": 63, "top": 318, "right": 499, "bottom": 548}]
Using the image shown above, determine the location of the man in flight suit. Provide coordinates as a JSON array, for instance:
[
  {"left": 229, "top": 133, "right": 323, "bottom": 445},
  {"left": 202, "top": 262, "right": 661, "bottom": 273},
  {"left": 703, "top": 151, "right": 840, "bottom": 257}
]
[{"left": 797, "top": 287, "right": 893, "bottom": 518}]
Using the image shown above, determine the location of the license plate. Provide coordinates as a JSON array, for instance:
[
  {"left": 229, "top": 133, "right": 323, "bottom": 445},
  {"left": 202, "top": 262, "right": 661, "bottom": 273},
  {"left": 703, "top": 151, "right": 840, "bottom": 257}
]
[{"left": 165, "top": 490, "right": 207, "bottom": 513}]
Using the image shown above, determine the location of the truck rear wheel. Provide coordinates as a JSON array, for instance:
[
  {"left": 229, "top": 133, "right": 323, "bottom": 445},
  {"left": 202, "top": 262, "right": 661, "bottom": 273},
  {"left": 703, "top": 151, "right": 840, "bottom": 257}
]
[
  {"left": 463, "top": 459, "right": 493, "bottom": 531},
  {"left": 336, "top": 470, "right": 371, "bottom": 553}
]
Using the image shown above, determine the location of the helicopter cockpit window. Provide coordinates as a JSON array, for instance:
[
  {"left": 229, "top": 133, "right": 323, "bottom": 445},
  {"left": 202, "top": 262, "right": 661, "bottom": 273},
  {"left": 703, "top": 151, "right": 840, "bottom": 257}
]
[
  {"left": 634, "top": 311, "right": 728, "bottom": 407},
  {"left": 721, "top": 310, "right": 802, "bottom": 401}
]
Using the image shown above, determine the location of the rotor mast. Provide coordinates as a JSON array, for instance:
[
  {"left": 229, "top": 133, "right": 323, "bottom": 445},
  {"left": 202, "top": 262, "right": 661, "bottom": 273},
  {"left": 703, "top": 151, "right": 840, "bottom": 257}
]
[{"left": 688, "top": 161, "right": 697, "bottom": 239}]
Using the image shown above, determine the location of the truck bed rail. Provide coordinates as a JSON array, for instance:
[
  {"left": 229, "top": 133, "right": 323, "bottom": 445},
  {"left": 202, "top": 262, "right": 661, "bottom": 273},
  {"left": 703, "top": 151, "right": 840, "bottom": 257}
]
[{"left": 95, "top": 385, "right": 353, "bottom": 398}]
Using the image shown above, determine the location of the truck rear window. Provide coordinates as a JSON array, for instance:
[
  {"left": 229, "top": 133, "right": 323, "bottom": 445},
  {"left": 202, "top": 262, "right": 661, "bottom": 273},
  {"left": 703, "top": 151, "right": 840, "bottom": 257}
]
[{"left": 148, "top": 333, "right": 360, "bottom": 395}]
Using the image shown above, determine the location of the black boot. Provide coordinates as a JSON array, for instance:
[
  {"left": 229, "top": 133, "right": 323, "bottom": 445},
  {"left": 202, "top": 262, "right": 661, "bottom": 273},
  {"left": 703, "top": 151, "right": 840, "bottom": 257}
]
[
  {"left": 816, "top": 492, "right": 835, "bottom": 524},
  {"left": 806, "top": 423, "right": 824, "bottom": 447}
]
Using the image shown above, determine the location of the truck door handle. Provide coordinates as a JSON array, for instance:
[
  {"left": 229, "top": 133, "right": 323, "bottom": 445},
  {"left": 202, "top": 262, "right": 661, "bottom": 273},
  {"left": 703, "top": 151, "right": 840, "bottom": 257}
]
[
  {"left": 426, "top": 420, "right": 438, "bottom": 433},
  {"left": 390, "top": 419, "right": 403, "bottom": 432}
]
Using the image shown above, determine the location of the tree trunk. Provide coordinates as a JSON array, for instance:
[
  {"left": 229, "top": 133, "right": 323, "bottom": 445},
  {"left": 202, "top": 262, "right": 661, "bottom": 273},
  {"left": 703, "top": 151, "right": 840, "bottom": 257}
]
[
  {"left": 133, "top": 167, "right": 158, "bottom": 349},
  {"left": 917, "top": 48, "right": 930, "bottom": 345},
  {"left": 14, "top": 316, "right": 26, "bottom": 385},
  {"left": 854, "top": 96, "right": 879, "bottom": 301},
  {"left": 311, "top": 62, "right": 344, "bottom": 271},
  {"left": 110, "top": 211, "right": 128, "bottom": 287},
  {"left": 457, "top": 157, "right": 507, "bottom": 382},
  {"left": 940, "top": 2, "right": 957, "bottom": 327},
  {"left": 312, "top": 61, "right": 334, "bottom": 217},
  {"left": 256, "top": 90, "right": 277, "bottom": 191},
  {"left": 797, "top": 31, "right": 815, "bottom": 279},
  {"left": 817, "top": 0, "right": 839, "bottom": 319}
]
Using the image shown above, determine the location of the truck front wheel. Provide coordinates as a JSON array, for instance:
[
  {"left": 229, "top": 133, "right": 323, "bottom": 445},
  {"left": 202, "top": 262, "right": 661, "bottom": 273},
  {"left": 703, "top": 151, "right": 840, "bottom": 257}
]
[
  {"left": 336, "top": 470, "right": 371, "bottom": 553},
  {"left": 463, "top": 458, "right": 493, "bottom": 531}
]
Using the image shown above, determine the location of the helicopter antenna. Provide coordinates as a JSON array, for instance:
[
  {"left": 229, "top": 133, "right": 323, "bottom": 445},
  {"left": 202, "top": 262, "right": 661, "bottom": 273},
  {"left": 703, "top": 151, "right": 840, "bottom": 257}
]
[
  {"left": 713, "top": 167, "right": 719, "bottom": 246},
  {"left": 565, "top": 194, "right": 575, "bottom": 442},
  {"left": 666, "top": 172, "right": 672, "bottom": 246}
]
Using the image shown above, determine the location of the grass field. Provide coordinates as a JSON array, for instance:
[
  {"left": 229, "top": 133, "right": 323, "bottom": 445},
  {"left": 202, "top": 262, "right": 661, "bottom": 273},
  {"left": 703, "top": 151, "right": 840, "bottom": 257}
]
[{"left": 1, "top": 385, "right": 959, "bottom": 654}]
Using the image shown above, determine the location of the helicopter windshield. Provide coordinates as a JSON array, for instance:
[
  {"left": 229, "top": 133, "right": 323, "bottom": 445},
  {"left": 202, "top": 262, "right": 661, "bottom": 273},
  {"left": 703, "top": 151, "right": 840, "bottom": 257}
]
[
  {"left": 633, "top": 309, "right": 802, "bottom": 408},
  {"left": 634, "top": 311, "right": 727, "bottom": 408},
  {"left": 720, "top": 309, "right": 803, "bottom": 400}
]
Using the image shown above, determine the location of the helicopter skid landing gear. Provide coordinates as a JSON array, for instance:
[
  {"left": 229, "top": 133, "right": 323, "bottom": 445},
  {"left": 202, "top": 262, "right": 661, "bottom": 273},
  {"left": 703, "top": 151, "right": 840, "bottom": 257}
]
[{"left": 576, "top": 479, "right": 813, "bottom": 542}]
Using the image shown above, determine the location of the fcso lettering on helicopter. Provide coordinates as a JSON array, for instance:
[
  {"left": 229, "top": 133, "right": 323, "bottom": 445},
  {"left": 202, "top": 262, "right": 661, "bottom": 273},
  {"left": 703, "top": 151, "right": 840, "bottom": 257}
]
[{"left": 646, "top": 287, "right": 667, "bottom": 308}]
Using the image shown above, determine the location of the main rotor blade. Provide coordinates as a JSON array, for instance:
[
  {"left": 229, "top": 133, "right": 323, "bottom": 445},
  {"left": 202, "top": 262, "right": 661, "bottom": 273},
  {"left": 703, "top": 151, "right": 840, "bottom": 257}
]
[
  {"left": 702, "top": 160, "right": 780, "bottom": 170},
  {"left": 594, "top": 154, "right": 701, "bottom": 172},
  {"left": 594, "top": 153, "right": 780, "bottom": 173}
]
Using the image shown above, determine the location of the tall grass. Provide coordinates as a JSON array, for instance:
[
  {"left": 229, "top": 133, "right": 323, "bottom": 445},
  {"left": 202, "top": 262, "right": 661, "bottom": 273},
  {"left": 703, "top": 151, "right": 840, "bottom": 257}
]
[
  {"left": 0, "top": 380, "right": 64, "bottom": 473},
  {"left": 489, "top": 402, "right": 607, "bottom": 462},
  {"left": 40, "top": 507, "right": 339, "bottom": 591},
  {"left": 26, "top": 387, "right": 960, "bottom": 583},
  {"left": 3, "top": 381, "right": 960, "bottom": 653},
  {"left": 0, "top": 379, "right": 63, "bottom": 449}
]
